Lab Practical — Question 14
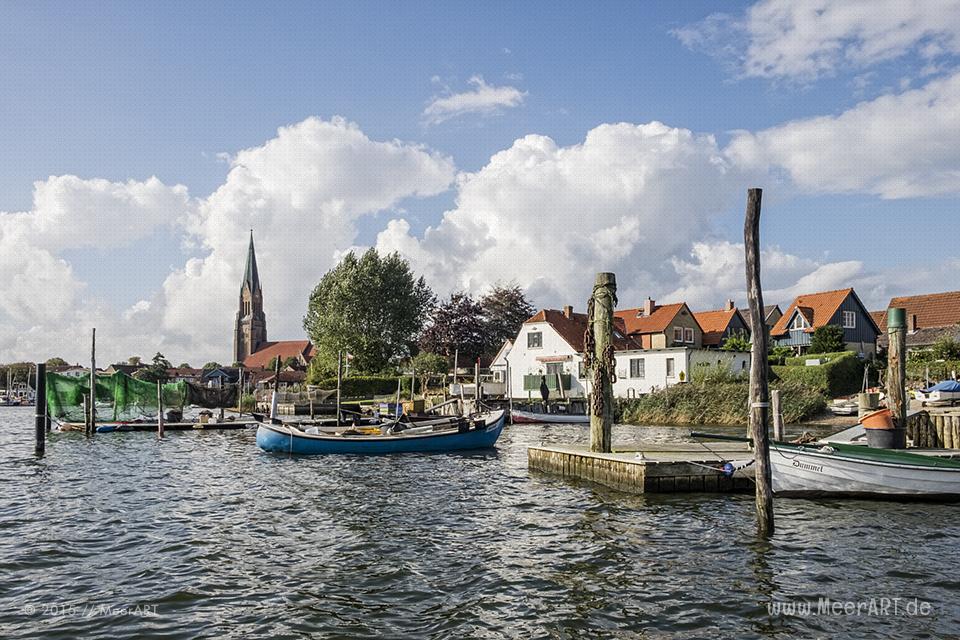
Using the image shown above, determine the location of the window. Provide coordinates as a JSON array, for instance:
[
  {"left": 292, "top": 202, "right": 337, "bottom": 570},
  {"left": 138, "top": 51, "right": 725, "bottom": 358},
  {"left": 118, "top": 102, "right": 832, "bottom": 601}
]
[
  {"left": 673, "top": 327, "right": 683, "bottom": 343},
  {"left": 493, "top": 371, "right": 501, "bottom": 382},
  {"left": 666, "top": 358, "right": 675, "bottom": 378},
  {"left": 684, "top": 327, "right": 694, "bottom": 343},
  {"left": 527, "top": 331, "right": 542, "bottom": 348},
  {"left": 842, "top": 311, "right": 856, "bottom": 329},
  {"left": 578, "top": 361, "right": 586, "bottom": 379},
  {"left": 630, "top": 358, "right": 645, "bottom": 379},
  {"left": 546, "top": 362, "right": 563, "bottom": 376},
  {"left": 791, "top": 314, "right": 807, "bottom": 330}
]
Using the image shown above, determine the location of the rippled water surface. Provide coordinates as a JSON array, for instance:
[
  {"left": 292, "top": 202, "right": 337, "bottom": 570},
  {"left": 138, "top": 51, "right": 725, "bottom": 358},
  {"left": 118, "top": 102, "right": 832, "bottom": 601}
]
[{"left": 2, "top": 406, "right": 959, "bottom": 638}]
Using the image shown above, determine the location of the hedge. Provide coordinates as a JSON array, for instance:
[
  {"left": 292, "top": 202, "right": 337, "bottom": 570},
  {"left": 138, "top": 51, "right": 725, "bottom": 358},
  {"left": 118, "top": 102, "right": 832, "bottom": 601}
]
[
  {"left": 771, "top": 352, "right": 863, "bottom": 397},
  {"left": 783, "top": 351, "right": 851, "bottom": 366},
  {"left": 310, "top": 375, "right": 418, "bottom": 398}
]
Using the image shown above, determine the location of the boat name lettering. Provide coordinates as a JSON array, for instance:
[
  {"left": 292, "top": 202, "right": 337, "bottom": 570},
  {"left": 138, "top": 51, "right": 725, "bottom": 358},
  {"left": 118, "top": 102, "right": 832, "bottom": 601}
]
[{"left": 793, "top": 459, "right": 823, "bottom": 473}]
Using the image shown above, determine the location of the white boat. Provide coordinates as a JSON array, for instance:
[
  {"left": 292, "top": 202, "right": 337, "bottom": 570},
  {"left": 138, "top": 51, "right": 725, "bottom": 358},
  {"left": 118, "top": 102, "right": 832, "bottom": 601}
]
[
  {"left": 914, "top": 380, "right": 960, "bottom": 406},
  {"left": 828, "top": 401, "right": 858, "bottom": 416},
  {"left": 510, "top": 409, "right": 590, "bottom": 424},
  {"left": 769, "top": 441, "right": 960, "bottom": 498}
]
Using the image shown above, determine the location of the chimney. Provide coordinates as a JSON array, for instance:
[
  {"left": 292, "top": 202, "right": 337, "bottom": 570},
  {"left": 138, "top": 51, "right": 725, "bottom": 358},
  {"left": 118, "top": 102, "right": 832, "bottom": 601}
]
[
  {"left": 562, "top": 305, "right": 573, "bottom": 319},
  {"left": 643, "top": 297, "right": 656, "bottom": 317},
  {"left": 725, "top": 299, "right": 735, "bottom": 312},
  {"left": 908, "top": 313, "right": 917, "bottom": 333}
]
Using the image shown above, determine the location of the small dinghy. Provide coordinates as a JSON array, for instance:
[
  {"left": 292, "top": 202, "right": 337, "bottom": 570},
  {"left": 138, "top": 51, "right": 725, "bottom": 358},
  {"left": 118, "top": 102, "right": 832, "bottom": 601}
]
[
  {"left": 256, "top": 410, "right": 506, "bottom": 455},
  {"left": 915, "top": 380, "right": 960, "bottom": 406},
  {"left": 510, "top": 409, "right": 589, "bottom": 424}
]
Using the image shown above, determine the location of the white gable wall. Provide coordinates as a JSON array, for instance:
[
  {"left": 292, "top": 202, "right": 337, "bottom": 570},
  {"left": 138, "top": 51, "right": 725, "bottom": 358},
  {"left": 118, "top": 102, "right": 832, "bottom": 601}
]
[{"left": 507, "top": 322, "right": 587, "bottom": 398}]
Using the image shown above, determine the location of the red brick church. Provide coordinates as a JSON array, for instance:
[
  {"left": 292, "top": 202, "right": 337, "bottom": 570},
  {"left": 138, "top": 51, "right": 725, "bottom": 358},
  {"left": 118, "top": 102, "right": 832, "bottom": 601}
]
[{"left": 234, "top": 232, "right": 315, "bottom": 369}]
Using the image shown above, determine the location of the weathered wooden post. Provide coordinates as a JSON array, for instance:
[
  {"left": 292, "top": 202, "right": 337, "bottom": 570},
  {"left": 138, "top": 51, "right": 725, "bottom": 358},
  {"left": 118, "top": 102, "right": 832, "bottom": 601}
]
[
  {"left": 336, "top": 350, "right": 343, "bottom": 426},
  {"left": 506, "top": 359, "right": 514, "bottom": 425},
  {"left": 87, "top": 328, "right": 96, "bottom": 436},
  {"left": 237, "top": 367, "right": 243, "bottom": 415},
  {"left": 771, "top": 389, "right": 783, "bottom": 442},
  {"left": 156, "top": 381, "right": 165, "bottom": 439},
  {"left": 410, "top": 361, "right": 416, "bottom": 402},
  {"left": 34, "top": 363, "right": 46, "bottom": 455},
  {"left": 744, "top": 188, "right": 774, "bottom": 536},
  {"left": 886, "top": 307, "right": 907, "bottom": 448},
  {"left": 587, "top": 272, "right": 616, "bottom": 453},
  {"left": 474, "top": 360, "right": 481, "bottom": 409}
]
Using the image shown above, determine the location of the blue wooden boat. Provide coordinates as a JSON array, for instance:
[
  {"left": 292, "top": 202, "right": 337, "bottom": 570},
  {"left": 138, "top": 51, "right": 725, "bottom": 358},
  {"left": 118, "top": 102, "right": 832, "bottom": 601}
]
[{"left": 256, "top": 410, "right": 506, "bottom": 455}]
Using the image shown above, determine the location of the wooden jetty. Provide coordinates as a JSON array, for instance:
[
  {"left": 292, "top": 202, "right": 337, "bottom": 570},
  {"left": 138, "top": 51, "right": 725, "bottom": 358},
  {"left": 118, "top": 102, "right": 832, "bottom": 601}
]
[
  {"left": 528, "top": 442, "right": 754, "bottom": 494},
  {"left": 58, "top": 420, "right": 258, "bottom": 433}
]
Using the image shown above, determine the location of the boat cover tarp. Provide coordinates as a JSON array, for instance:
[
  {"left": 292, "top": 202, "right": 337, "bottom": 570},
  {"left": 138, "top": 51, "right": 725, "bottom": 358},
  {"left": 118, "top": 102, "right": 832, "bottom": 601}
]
[{"left": 923, "top": 380, "right": 960, "bottom": 393}]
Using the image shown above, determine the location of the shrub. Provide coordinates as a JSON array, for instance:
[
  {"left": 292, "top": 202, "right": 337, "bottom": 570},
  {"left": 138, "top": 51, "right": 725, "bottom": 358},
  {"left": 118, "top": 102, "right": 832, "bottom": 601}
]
[
  {"left": 783, "top": 351, "right": 851, "bottom": 366},
  {"left": 617, "top": 380, "right": 826, "bottom": 426},
  {"left": 809, "top": 325, "right": 846, "bottom": 354},
  {"left": 906, "top": 359, "right": 960, "bottom": 386}
]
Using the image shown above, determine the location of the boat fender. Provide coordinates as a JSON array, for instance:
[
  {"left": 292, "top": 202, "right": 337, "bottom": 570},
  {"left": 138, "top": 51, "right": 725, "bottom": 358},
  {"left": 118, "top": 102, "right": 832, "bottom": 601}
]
[
  {"left": 722, "top": 462, "right": 735, "bottom": 477},
  {"left": 722, "top": 459, "right": 755, "bottom": 477}
]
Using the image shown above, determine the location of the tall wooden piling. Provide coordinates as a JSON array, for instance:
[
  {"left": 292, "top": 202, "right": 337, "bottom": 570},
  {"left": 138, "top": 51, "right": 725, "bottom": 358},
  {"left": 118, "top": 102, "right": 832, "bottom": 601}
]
[
  {"left": 886, "top": 308, "right": 907, "bottom": 448},
  {"left": 34, "top": 363, "right": 46, "bottom": 455},
  {"left": 87, "top": 328, "right": 96, "bottom": 436},
  {"left": 588, "top": 272, "right": 616, "bottom": 453},
  {"left": 743, "top": 188, "right": 774, "bottom": 536},
  {"left": 336, "top": 350, "right": 343, "bottom": 427},
  {"left": 157, "top": 381, "right": 165, "bottom": 439}
]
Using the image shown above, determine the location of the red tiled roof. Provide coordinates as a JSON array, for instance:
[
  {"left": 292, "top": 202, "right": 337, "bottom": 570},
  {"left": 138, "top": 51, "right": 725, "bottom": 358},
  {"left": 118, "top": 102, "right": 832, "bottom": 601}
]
[
  {"left": 869, "top": 310, "right": 886, "bottom": 329},
  {"left": 165, "top": 367, "right": 203, "bottom": 377},
  {"left": 243, "top": 340, "right": 313, "bottom": 369},
  {"left": 694, "top": 308, "right": 744, "bottom": 347},
  {"left": 771, "top": 288, "right": 854, "bottom": 336},
  {"left": 525, "top": 309, "right": 637, "bottom": 352},
  {"left": 614, "top": 303, "right": 685, "bottom": 335},
  {"left": 874, "top": 290, "right": 960, "bottom": 330}
]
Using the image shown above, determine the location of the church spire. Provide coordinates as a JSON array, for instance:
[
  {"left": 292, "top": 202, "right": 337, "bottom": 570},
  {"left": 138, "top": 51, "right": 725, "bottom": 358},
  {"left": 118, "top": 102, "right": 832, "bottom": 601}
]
[{"left": 243, "top": 230, "right": 261, "bottom": 293}]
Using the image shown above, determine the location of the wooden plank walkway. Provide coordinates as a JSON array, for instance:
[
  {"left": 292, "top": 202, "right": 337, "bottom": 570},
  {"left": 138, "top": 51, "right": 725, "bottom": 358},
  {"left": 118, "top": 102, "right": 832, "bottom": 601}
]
[{"left": 528, "top": 443, "right": 754, "bottom": 494}]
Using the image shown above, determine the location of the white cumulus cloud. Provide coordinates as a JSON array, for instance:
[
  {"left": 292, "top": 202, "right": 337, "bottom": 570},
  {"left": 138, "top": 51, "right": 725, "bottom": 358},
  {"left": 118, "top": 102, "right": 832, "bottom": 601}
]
[{"left": 676, "top": 0, "right": 960, "bottom": 81}]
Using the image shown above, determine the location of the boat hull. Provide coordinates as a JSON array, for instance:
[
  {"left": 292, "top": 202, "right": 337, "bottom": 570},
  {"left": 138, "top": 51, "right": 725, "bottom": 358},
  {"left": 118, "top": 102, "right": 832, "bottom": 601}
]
[
  {"left": 511, "top": 410, "right": 589, "bottom": 424},
  {"left": 257, "top": 410, "right": 506, "bottom": 455},
  {"left": 770, "top": 443, "right": 960, "bottom": 498}
]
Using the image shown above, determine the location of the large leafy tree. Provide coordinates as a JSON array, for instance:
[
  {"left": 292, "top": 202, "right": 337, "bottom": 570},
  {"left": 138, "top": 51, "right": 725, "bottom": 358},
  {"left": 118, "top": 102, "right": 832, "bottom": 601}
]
[
  {"left": 304, "top": 249, "right": 434, "bottom": 375},
  {"left": 479, "top": 283, "right": 535, "bottom": 356},
  {"left": 45, "top": 357, "right": 68, "bottom": 367},
  {"left": 411, "top": 351, "right": 449, "bottom": 393},
  {"left": 419, "top": 293, "right": 487, "bottom": 361},
  {"left": 809, "top": 325, "right": 846, "bottom": 354},
  {"left": 133, "top": 352, "right": 172, "bottom": 383}
]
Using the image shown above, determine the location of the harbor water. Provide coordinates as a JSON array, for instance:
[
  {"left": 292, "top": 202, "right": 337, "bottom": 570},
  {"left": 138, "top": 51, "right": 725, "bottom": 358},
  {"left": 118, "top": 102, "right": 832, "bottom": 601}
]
[{"left": 1, "top": 406, "right": 959, "bottom": 638}]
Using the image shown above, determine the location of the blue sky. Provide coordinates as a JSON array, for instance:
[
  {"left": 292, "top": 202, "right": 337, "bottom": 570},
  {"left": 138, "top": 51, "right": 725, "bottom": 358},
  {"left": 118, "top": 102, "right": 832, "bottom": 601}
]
[{"left": 1, "top": 1, "right": 959, "bottom": 363}]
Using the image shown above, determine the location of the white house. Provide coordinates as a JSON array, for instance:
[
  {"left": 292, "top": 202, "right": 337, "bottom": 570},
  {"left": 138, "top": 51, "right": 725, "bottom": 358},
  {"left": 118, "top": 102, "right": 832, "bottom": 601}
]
[
  {"left": 612, "top": 348, "right": 750, "bottom": 398},
  {"left": 507, "top": 306, "right": 751, "bottom": 400}
]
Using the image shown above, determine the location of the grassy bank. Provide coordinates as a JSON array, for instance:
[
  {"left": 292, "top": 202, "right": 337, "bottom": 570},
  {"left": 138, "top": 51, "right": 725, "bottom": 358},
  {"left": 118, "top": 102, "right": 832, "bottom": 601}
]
[{"left": 617, "top": 379, "right": 827, "bottom": 426}]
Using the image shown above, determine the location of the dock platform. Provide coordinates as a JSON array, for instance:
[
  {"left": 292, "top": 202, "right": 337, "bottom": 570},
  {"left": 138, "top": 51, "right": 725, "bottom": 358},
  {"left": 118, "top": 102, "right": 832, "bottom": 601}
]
[{"left": 528, "top": 443, "right": 754, "bottom": 494}]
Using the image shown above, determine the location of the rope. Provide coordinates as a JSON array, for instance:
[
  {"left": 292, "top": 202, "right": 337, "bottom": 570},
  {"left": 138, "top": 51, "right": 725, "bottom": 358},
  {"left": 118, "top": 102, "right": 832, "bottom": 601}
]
[{"left": 583, "top": 280, "right": 618, "bottom": 418}]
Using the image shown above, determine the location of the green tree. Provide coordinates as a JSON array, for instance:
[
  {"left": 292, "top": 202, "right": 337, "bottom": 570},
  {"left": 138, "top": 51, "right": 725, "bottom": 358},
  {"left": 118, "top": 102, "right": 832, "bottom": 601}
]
[
  {"left": 177, "top": 362, "right": 191, "bottom": 369},
  {"left": 127, "top": 356, "right": 142, "bottom": 366},
  {"left": 45, "top": 357, "right": 68, "bottom": 367},
  {"left": 720, "top": 332, "right": 751, "bottom": 352},
  {"left": 479, "top": 283, "right": 535, "bottom": 356},
  {"left": 768, "top": 345, "right": 793, "bottom": 366},
  {"left": 202, "top": 361, "right": 222, "bottom": 371},
  {"left": 809, "top": 325, "right": 846, "bottom": 354},
  {"left": 931, "top": 336, "right": 960, "bottom": 361},
  {"left": 303, "top": 249, "right": 434, "bottom": 375},
  {"left": 133, "top": 352, "right": 172, "bottom": 383},
  {"left": 412, "top": 351, "right": 449, "bottom": 393},
  {"left": 419, "top": 292, "right": 487, "bottom": 361}
]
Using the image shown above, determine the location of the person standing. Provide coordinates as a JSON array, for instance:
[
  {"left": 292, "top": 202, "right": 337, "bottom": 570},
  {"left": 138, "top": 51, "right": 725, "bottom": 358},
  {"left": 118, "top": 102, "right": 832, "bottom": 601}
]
[{"left": 539, "top": 375, "right": 550, "bottom": 413}]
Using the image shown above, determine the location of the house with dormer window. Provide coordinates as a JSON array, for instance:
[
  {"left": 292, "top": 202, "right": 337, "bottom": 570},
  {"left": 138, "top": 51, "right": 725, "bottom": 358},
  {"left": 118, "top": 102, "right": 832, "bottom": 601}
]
[
  {"left": 614, "top": 298, "right": 703, "bottom": 349},
  {"left": 771, "top": 288, "right": 880, "bottom": 355}
]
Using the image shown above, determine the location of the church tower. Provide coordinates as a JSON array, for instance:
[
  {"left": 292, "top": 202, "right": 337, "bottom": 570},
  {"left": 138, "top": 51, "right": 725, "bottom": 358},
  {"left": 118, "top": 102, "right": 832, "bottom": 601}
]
[{"left": 234, "top": 231, "right": 268, "bottom": 364}]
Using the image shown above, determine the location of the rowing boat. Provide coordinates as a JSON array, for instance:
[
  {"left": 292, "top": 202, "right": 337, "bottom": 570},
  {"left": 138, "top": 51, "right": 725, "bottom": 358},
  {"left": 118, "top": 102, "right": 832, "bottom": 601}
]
[{"left": 256, "top": 410, "right": 506, "bottom": 455}]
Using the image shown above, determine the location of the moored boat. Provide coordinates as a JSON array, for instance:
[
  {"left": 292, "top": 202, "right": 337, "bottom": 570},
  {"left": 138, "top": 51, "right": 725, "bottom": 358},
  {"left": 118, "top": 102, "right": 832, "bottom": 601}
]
[
  {"left": 511, "top": 409, "right": 589, "bottom": 424},
  {"left": 256, "top": 409, "right": 506, "bottom": 455},
  {"left": 769, "top": 441, "right": 960, "bottom": 498},
  {"left": 914, "top": 380, "right": 960, "bottom": 406}
]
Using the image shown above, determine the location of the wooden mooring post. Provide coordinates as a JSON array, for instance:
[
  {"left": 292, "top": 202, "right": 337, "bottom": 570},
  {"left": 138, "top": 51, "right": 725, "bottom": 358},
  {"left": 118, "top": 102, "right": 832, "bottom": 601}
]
[
  {"left": 771, "top": 389, "right": 783, "bottom": 442},
  {"left": 87, "top": 328, "right": 96, "bottom": 437},
  {"left": 744, "top": 188, "right": 774, "bottom": 536},
  {"left": 588, "top": 272, "right": 616, "bottom": 453},
  {"left": 157, "top": 381, "right": 165, "bottom": 439},
  {"left": 886, "top": 307, "right": 907, "bottom": 448},
  {"left": 336, "top": 350, "right": 343, "bottom": 427},
  {"left": 34, "top": 362, "right": 46, "bottom": 455}
]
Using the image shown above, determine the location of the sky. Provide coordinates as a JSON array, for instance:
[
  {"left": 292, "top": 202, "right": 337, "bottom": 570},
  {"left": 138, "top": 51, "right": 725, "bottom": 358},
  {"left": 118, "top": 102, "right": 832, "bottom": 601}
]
[{"left": 2, "top": 0, "right": 960, "bottom": 365}]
